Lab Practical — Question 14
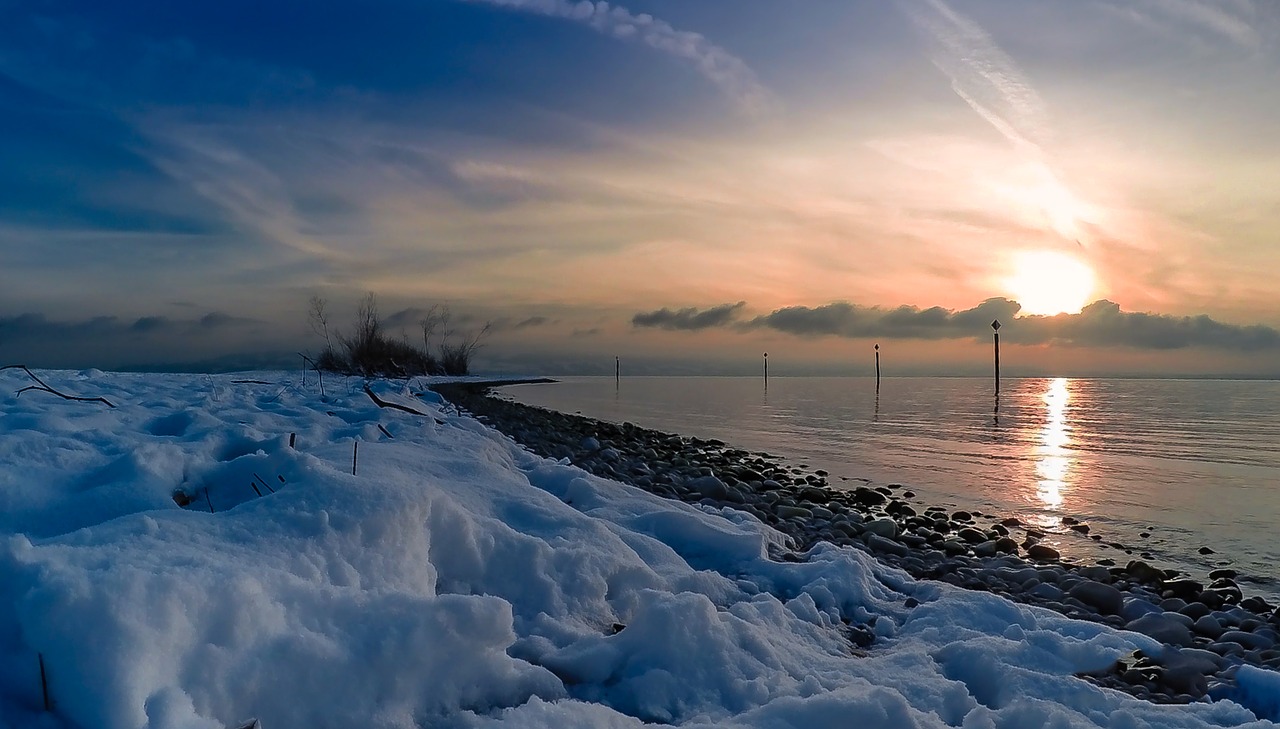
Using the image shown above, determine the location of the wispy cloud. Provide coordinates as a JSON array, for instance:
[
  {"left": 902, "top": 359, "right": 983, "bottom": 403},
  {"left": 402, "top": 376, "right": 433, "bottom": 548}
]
[
  {"left": 461, "top": 0, "right": 775, "bottom": 114},
  {"left": 1127, "top": 0, "right": 1263, "bottom": 48},
  {"left": 906, "top": 0, "right": 1050, "bottom": 153}
]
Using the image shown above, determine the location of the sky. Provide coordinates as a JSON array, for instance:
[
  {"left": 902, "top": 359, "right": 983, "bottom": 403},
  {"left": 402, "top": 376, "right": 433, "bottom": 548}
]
[{"left": 2, "top": 0, "right": 1279, "bottom": 376}]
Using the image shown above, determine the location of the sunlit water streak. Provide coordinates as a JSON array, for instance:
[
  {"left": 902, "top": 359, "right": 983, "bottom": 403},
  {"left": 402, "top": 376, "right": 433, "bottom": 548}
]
[{"left": 503, "top": 376, "right": 1280, "bottom": 599}]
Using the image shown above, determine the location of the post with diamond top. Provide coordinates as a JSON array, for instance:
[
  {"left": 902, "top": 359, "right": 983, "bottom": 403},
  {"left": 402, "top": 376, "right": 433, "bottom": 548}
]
[
  {"left": 992, "top": 319, "right": 1001, "bottom": 395},
  {"left": 875, "top": 344, "right": 881, "bottom": 393}
]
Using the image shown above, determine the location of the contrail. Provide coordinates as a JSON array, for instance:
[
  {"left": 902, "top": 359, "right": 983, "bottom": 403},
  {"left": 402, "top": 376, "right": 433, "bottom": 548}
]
[
  {"left": 460, "top": 0, "right": 774, "bottom": 114},
  {"left": 906, "top": 0, "right": 1051, "bottom": 156},
  {"left": 904, "top": 0, "right": 1096, "bottom": 243}
]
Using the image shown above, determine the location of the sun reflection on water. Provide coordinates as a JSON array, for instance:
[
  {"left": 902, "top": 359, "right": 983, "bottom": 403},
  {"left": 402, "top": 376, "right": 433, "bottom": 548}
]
[{"left": 1035, "top": 378, "right": 1073, "bottom": 511}]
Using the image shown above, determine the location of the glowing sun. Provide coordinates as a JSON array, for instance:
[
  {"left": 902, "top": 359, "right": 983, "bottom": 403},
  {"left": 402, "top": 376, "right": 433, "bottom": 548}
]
[{"left": 1006, "top": 250, "right": 1096, "bottom": 316}]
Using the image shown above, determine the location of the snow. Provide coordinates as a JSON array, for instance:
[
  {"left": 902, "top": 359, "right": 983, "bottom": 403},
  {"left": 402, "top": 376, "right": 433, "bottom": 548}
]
[{"left": 0, "top": 369, "right": 1277, "bottom": 728}]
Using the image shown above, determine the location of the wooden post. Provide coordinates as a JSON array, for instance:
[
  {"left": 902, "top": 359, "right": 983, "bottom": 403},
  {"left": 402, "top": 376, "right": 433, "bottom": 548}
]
[
  {"left": 352, "top": 442, "right": 359, "bottom": 476},
  {"left": 992, "top": 319, "right": 1002, "bottom": 395},
  {"left": 615, "top": 356, "right": 620, "bottom": 388},
  {"left": 289, "top": 433, "right": 296, "bottom": 449},
  {"left": 763, "top": 352, "right": 769, "bottom": 389},
  {"left": 874, "top": 344, "right": 880, "bottom": 392}
]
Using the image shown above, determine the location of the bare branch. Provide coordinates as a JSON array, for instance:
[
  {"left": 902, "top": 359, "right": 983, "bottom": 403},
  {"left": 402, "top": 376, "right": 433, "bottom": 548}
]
[{"left": 2, "top": 365, "right": 116, "bottom": 408}]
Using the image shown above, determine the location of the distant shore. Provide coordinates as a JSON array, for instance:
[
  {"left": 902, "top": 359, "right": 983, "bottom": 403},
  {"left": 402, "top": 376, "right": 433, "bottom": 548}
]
[{"left": 435, "top": 381, "right": 1280, "bottom": 705}]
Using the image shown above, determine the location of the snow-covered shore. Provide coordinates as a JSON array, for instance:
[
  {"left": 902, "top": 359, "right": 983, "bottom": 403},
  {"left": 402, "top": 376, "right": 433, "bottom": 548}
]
[{"left": 1, "top": 369, "right": 1278, "bottom": 728}]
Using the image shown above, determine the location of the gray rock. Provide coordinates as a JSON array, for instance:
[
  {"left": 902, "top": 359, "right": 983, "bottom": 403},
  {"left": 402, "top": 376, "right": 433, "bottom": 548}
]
[
  {"left": 1069, "top": 581, "right": 1125, "bottom": 615},
  {"left": 863, "top": 518, "right": 899, "bottom": 539},
  {"left": 687, "top": 475, "right": 729, "bottom": 500},
  {"left": 1193, "top": 615, "right": 1225, "bottom": 639},
  {"left": 1219, "top": 630, "right": 1274, "bottom": 651},
  {"left": 776, "top": 505, "right": 813, "bottom": 519},
  {"left": 867, "top": 533, "right": 909, "bottom": 556},
  {"left": 1029, "top": 583, "right": 1064, "bottom": 601},
  {"left": 1127, "top": 613, "right": 1194, "bottom": 647},
  {"left": 1027, "top": 543, "right": 1060, "bottom": 561},
  {"left": 1121, "top": 597, "right": 1162, "bottom": 622},
  {"left": 581, "top": 436, "right": 601, "bottom": 451}
]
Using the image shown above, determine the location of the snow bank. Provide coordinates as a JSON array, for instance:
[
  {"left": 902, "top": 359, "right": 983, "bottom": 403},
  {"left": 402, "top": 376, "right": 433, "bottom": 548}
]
[{"left": 0, "top": 370, "right": 1275, "bottom": 728}]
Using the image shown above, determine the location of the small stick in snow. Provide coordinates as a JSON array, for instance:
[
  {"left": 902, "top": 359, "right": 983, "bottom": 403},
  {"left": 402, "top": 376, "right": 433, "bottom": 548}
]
[
  {"left": 299, "top": 353, "right": 325, "bottom": 397},
  {"left": 352, "top": 442, "right": 359, "bottom": 476},
  {"left": 252, "top": 473, "right": 275, "bottom": 494},
  {"left": 377, "top": 424, "right": 393, "bottom": 439},
  {"left": 230, "top": 379, "right": 272, "bottom": 385},
  {"left": 2, "top": 365, "right": 116, "bottom": 408},
  {"left": 289, "top": 433, "right": 296, "bottom": 449},
  {"left": 250, "top": 482, "right": 262, "bottom": 497},
  {"left": 38, "top": 652, "right": 51, "bottom": 711},
  {"left": 204, "top": 488, "right": 215, "bottom": 514}
]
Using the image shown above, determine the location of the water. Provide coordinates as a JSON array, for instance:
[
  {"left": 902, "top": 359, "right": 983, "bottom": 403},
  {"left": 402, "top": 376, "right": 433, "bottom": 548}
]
[{"left": 501, "top": 376, "right": 1280, "bottom": 599}]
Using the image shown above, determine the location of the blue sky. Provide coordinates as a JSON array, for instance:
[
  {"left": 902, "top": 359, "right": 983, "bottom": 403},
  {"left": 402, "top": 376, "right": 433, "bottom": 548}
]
[{"left": 2, "top": 0, "right": 1279, "bottom": 375}]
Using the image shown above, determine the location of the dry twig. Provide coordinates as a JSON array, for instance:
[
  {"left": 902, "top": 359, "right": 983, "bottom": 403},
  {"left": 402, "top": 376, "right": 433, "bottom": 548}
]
[{"left": 1, "top": 365, "right": 116, "bottom": 408}]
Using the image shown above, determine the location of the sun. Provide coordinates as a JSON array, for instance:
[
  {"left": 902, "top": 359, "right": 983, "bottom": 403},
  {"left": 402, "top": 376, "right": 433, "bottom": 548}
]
[{"left": 1005, "top": 250, "right": 1096, "bottom": 316}]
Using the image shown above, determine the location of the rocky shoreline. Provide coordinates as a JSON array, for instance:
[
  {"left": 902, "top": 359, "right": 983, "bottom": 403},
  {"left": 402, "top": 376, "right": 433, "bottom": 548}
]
[{"left": 433, "top": 383, "right": 1280, "bottom": 707}]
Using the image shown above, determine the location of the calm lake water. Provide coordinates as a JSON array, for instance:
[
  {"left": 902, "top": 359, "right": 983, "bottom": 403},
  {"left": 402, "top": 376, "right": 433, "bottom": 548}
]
[{"left": 501, "top": 376, "right": 1280, "bottom": 598}]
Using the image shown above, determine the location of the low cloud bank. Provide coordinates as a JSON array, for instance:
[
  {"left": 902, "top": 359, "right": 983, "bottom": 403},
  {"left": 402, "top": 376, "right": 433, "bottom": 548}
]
[
  {"left": 631, "top": 302, "right": 747, "bottom": 331},
  {"left": 633, "top": 299, "right": 1280, "bottom": 352}
]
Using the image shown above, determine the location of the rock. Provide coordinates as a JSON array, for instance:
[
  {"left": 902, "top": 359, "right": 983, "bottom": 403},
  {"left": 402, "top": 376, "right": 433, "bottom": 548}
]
[
  {"left": 1029, "top": 583, "right": 1064, "bottom": 601},
  {"left": 993, "top": 537, "right": 1020, "bottom": 555},
  {"left": 1193, "top": 615, "right": 1226, "bottom": 639},
  {"left": 1127, "top": 613, "right": 1194, "bottom": 647},
  {"left": 1178, "top": 602, "right": 1211, "bottom": 621},
  {"left": 1126, "top": 560, "right": 1165, "bottom": 584},
  {"left": 951, "top": 510, "right": 972, "bottom": 522},
  {"left": 852, "top": 487, "right": 886, "bottom": 507},
  {"left": 1027, "top": 543, "right": 1060, "bottom": 561},
  {"left": 581, "top": 436, "right": 601, "bottom": 451},
  {"left": 867, "top": 533, "right": 909, "bottom": 556},
  {"left": 957, "top": 527, "right": 987, "bottom": 543},
  {"left": 1199, "top": 546, "right": 1215, "bottom": 555},
  {"left": 687, "top": 475, "right": 729, "bottom": 500},
  {"left": 1162, "top": 579, "right": 1203, "bottom": 601},
  {"left": 1069, "top": 581, "right": 1125, "bottom": 615},
  {"left": 1219, "top": 630, "right": 1275, "bottom": 651},
  {"left": 1121, "top": 597, "right": 1162, "bottom": 622},
  {"left": 863, "top": 518, "right": 899, "bottom": 539},
  {"left": 1069, "top": 524, "right": 1091, "bottom": 535},
  {"left": 776, "top": 505, "right": 813, "bottom": 519}
]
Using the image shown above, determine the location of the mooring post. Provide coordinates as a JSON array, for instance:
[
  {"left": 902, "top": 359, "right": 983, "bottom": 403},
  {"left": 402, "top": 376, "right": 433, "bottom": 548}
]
[
  {"left": 615, "top": 356, "right": 620, "bottom": 388},
  {"left": 763, "top": 352, "right": 769, "bottom": 389},
  {"left": 992, "top": 319, "right": 1002, "bottom": 395},
  {"left": 875, "top": 343, "right": 881, "bottom": 392}
]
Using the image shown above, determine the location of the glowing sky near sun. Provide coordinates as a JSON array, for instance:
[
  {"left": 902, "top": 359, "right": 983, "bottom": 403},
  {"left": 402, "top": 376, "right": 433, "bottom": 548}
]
[{"left": 2, "top": 0, "right": 1279, "bottom": 374}]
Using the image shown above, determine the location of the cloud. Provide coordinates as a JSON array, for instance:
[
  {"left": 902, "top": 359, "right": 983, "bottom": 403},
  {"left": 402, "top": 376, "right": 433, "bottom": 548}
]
[
  {"left": 903, "top": 0, "right": 1095, "bottom": 242},
  {"left": 461, "top": 0, "right": 774, "bottom": 114},
  {"left": 745, "top": 298, "right": 1018, "bottom": 340},
  {"left": 632, "top": 302, "right": 747, "bottom": 331},
  {"left": 1124, "top": 0, "right": 1264, "bottom": 48},
  {"left": 0, "top": 311, "right": 269, "bottom": 369},
  {"left": 634, "top": 297, "right": 1280, "bottom": 352},
  {"left": 514, "top": 316, "right": 550, "bottom": 330}
]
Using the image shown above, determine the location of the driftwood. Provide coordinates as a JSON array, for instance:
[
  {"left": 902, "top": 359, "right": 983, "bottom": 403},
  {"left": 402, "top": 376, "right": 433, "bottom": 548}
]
[
  {"left": 230, "top": 379, "right": 273, "bottom": 385},
  {"left": 363, "top": 383, "right": 447, "bottom": 425},
  {"left": 1, "top": 365, "right": 116, "bottom": 408}
]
